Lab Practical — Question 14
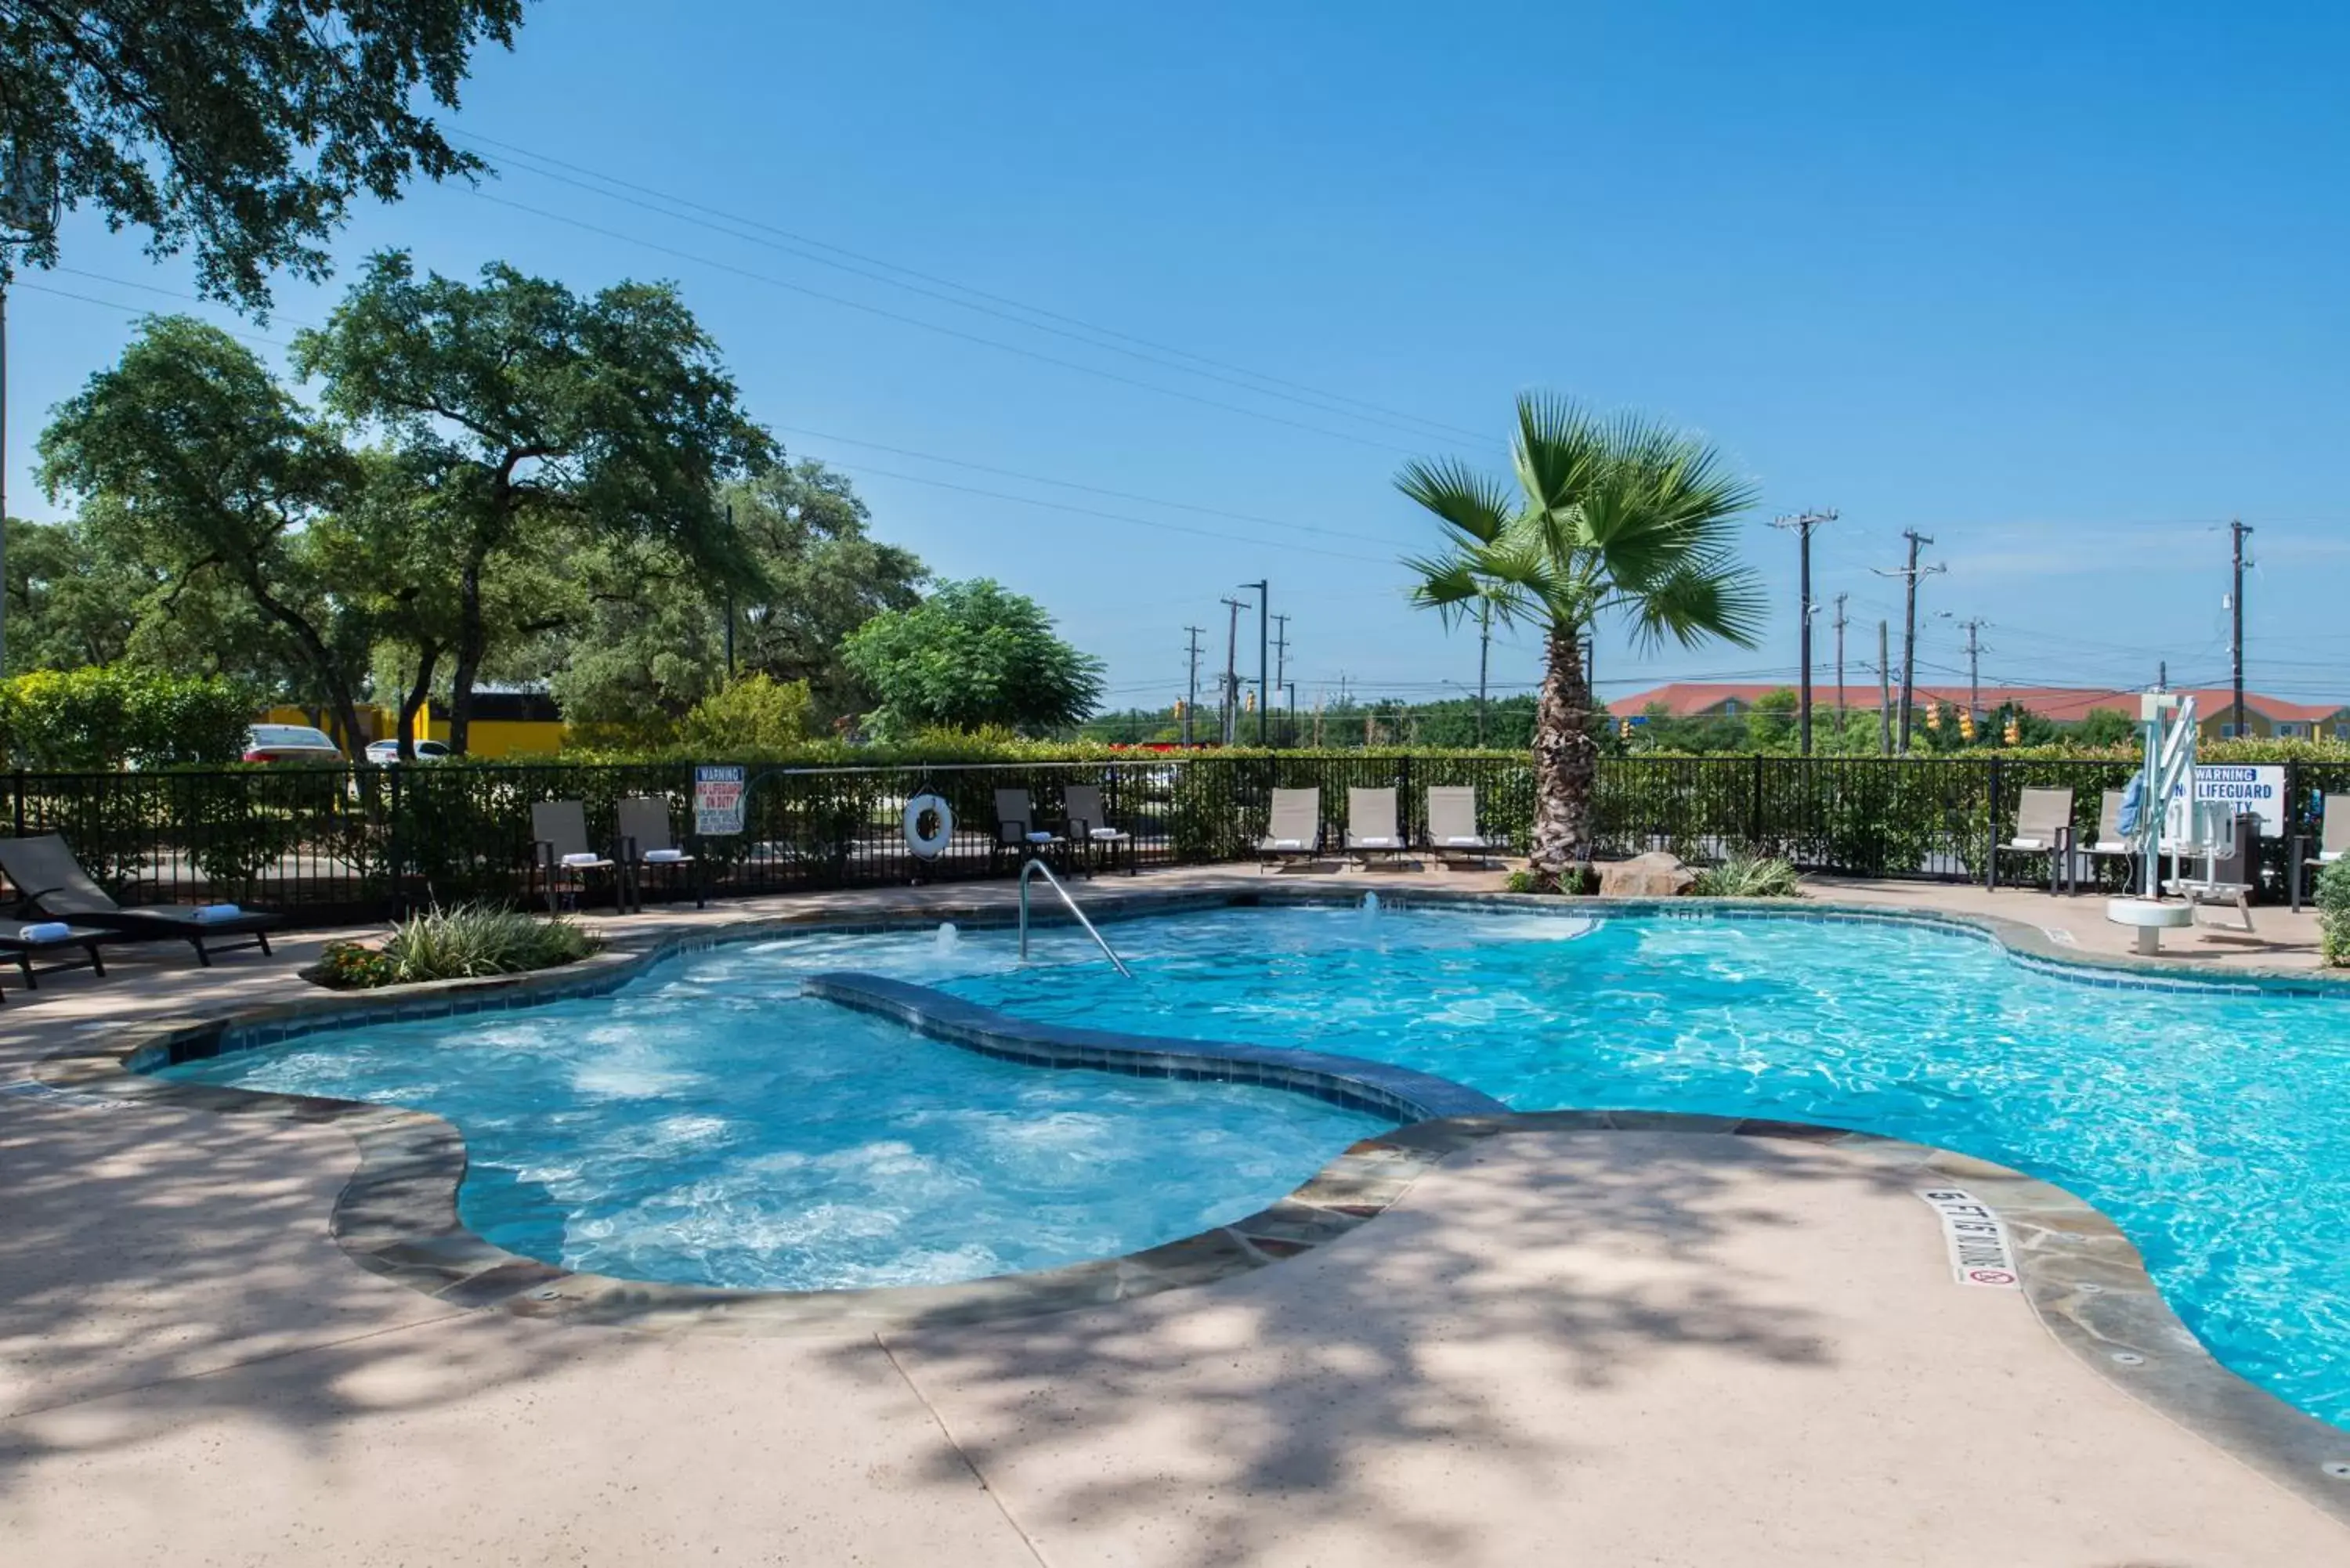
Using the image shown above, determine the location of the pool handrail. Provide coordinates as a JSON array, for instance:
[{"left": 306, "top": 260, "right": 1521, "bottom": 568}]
[{"left": 1017, "top": 858, "right": 1133, "bottom": 977}]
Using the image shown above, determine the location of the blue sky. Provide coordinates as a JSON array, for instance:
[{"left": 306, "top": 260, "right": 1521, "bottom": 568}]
[{"left": 9, "top": 2, "right": 2348, "bottom": 711}]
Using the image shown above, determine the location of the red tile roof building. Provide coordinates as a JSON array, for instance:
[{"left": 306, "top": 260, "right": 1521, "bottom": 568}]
[{"left": 1608, "top": 683, "right": 2348, "bottom": 740}]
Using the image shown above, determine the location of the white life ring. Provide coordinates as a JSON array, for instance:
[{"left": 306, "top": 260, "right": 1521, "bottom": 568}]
[{"left": 903, "top": 793, "right": 954, "bottom": 859}]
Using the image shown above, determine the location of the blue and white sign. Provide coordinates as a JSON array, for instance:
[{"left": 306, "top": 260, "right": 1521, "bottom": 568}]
[
  {"left": 2165, "top": 764, "right": 2285, "bottom": 840},
  {"left": 693, "top": 765, "right": 747, "bottom": 836}
]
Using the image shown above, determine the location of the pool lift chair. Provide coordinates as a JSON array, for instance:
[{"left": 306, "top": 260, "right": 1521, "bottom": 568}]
[{"left": 2105, "top": 692, "right": 2251, "bottom": 954}]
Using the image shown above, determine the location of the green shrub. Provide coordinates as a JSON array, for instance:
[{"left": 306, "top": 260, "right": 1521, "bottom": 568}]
[
  {"left": 1503, "top": 869, "right": 1539, "bottom": 894},
  {"left": 2319, "top": 859, "right": 2350, "bottom": 966},
  {"left": 1690, "top": 852, "right": 1803, "bottom": 898},
  {"left": 0, "top": 667, "right": 252, "bottom": 769},
  {"left": 676, "top": 674, "right": 812, "bottom": 753},
  {"left": 309, "top": 903, "right": 603, "bottom": 988}
]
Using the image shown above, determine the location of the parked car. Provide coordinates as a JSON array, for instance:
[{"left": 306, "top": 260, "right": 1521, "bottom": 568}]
[
  {"left": 363, "top": 739, "right": 452, "bottom": 764},
  {"left": 244, "top": 724, "right": 345, "bottom": 764}
]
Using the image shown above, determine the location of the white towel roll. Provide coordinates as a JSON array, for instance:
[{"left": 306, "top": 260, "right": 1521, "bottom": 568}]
[
  {"left": 20, "top": 921, "right": 71, "bottom": 942},
  {"left": 642, "top": 848, "right": 685, "bottom": 863},
  {"left": 560, "top": 852, "right": 602, "bottom": 868}
]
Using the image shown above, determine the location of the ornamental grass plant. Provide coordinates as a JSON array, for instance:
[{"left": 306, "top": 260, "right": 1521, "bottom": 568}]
[{"left": 311, "top": 903, "right": 602, "bottom": 988}]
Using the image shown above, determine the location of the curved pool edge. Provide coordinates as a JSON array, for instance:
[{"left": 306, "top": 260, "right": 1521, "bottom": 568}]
[
  {"left": 29, "top": 886, "right": 2350, "bottom": 1522},
  {"left": 801, "top": 970, "right": 1507, "bottom": 1123}
]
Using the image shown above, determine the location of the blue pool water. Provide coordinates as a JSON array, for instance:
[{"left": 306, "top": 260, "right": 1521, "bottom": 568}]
[
  {"left": 161, "top": 902, "right": 2350, "bottom": 1430},
  {"left": 784, "top": 905, "right": 2350, "bottom": 1431},
  {"left": 160, "top": 940, "right": 1389, "bottom": 1291}
]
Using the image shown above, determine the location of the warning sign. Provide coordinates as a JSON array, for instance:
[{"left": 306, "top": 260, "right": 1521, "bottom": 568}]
[
  {"left": 693, "top": 765, "right": 746, "bottom": 836},
  {"left": 2165, "top": 764, "right": 2285, "bottom": 840},
  {"left": 1915, "top": 1188, "right": 2021, "bottom": 1289}
]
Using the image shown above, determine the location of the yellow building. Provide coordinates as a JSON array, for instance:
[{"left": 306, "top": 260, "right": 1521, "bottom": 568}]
[
  {"left": 261, "top": 693, "right": 567, "bottom": 758},
  {"left": 410, "top": 692, "right": 567, "bottom": 758}
]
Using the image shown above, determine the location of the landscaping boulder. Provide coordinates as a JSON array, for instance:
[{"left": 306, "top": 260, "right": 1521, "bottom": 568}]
[{"left": 1595, "top": 851, "right": 1696, "bottom": 898}]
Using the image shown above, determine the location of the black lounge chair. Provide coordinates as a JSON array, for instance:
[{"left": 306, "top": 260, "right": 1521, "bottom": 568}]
[
  {"left": 0, "top": 835, "right": 281, "bottom": 966},
  {"left": 0, "top": 916, "right": 110, "bottom": 995},
  {"left": 616, "top": 796, "right": 702, "bottom": 909}
]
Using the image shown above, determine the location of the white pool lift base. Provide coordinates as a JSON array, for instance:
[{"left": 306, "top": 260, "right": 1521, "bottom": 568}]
[{"left": 2105, "top": 897, "right": 2196, "bottom": 955}]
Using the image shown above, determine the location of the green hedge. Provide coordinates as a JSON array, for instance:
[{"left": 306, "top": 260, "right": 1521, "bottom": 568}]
[{"left": 0, "top": 667, "right": 252, "bottom": 769}]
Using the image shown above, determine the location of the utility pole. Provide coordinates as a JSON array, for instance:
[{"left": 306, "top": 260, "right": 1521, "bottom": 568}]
[
  {"left": 1239, "top": 580, "right": 1269, "bottom": 746},
  {"left": 1832, "top": 592, "right": 1849, "bottom": 741},
  {"left": 1877, "top": 621, "right": 1893, "bottom": 756},
  {"left": 1182, "top": 625, "right": 1204, "bottom": 744},
  {"left": 1220, "top": 596, "right": 1247, "bottom": 746},
  {"left": 1874, "top": 530, "right": 1944, "bottom": 753},
  {"left": 1271, "top": 612, "right": 1290, "bottom": 746},
  {"left": 1476, "top": 602, "right": 1492, "bottom": 746},
  {"left": 2231, "top": 519, "right": 2252, "bottom": 738},
  {"left": 1954, "top": 617, "right": 1987, "bottom": 720},
  {"left": 1772, "top": 509, "right": 1838, "bottom": 754}
]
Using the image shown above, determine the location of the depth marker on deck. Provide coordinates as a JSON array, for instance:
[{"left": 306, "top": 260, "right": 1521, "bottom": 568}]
[{"left": 1916, "top": 1187, "right": 2022, "bottom": 1288}]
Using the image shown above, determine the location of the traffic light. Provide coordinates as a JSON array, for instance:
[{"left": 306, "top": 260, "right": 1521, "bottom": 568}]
[
  {"left": 1244, "top": 688, "right": 1256, "bottom": 714},
  {"left": 1172, "top": 698, "right": 1185, "bottom": 721},
  {"left": 1925, "top": 701, "right": 1942, "bottom": 732},
  {"left": 2004, "top": 716, "right": 2022, "bottom": 745},
  {"left": 1619, "top": 717, "right": 1633, "bottom": 739},
  {"left": 1959, "top": 709, "right": 1976, "bottom": 742}
]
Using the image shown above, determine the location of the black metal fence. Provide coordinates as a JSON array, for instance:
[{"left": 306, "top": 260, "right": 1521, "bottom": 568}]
[{"left": 10, "top": 753, "right": 2345, "bottom": 923}]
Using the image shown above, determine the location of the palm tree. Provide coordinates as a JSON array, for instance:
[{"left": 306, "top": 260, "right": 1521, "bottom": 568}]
[{"left": 1402, "top": 395, "right": 1764, "bottom": 887}]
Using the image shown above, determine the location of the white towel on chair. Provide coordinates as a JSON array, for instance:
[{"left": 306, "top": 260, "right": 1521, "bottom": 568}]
[
  {"left": 20, "top": 921, "right": 70, "bottom": 942},
  {"left": 560, "top": 853, "right": 602, "bottom": 868},
  {"left": 1089, "top": 828, "right": 1126, "bottom": 841},
  {"left": 642, "top": 848, "right": 685, "bottom": 863},
  {"left": 190, "top": 904, "right": 242, "bottom": 923},
  {"left": 1025, "top": 831, "right": 1056, "bottom": 844},
  {"left": 1444, "top": 836, "right": 1485, "bottom": 847},
  {"left": 1270, "top": 838, "right": 1303, "bottom": 850},
  {"left": 2009, "top": 837, "right": 2045, "bottom": 851}
]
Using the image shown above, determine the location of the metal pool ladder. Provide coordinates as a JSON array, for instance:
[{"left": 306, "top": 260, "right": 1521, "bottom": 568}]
[{"left": 1018, "top": 858, "right": 1133, "bottom": 977}]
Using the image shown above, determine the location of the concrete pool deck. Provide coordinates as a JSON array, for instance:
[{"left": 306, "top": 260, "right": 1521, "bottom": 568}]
[{"left": 2, "top": 869, "right": 2346, "bottom": 1563}]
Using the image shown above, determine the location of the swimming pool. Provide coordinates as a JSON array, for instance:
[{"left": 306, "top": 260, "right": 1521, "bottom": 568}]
[
  {"left": 775, "top": 903, "right": 2350, "bottom": 1432},
  {"left": 160, "top": 939, "right": 1390, "bottom": 1292},
  {"left": 160, "top": 899, "right": 2350, "bottom": 1431}
]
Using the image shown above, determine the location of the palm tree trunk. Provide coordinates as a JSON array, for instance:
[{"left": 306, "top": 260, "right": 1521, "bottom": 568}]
[{"left": 1528, "top": 623, "right": 1596, "bottom": 888}]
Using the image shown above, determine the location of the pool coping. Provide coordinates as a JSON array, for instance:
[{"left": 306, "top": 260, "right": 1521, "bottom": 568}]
[{"left": 27, "top": 884, "right": 2350, "bottom": 1524}]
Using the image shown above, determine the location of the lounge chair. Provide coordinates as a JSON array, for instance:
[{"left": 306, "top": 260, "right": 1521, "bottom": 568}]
[
  {"left": 1425, "top": 786, "right": 1498, "bottom": 869},
  {"left": 1987, "top": 786, "right": 2074, "bottom": 893},
  {"left": 0, "top": 916, "right": 110, "bottom": 994},
  {"left": 1256, "top": 788, "right": 1323, "bottom": 871},
  {"left": 530, "top": 801, "right": 621, "bottom": 915},
  {"left": 2077, "top": 789, "right": 2137, "bottom": 890},
  {"left": 1343, "top": 786, "right": 1410, "bottom": 867},
  {"left": 994, "top": 788, "right": 1065, "bottom": 872},
  {"left": 0, "top": 834, "right": 282, "bottom": 966},
  {"left": 2291, "top": 793, "right": 2350, "bottom": 911},
  {"left": 616, "top": 796, "right": 702, "bottom": 909},
  {"left": 1061, "top": 783, "right": 1134, "bottom": 878}
]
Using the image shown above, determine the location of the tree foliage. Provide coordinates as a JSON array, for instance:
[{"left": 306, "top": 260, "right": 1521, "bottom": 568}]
[
  {"left": 291, "top": 251, "right": 774, "bottom": 753},
  {"left": 36, "top": 314, "right": 373, "bottom": 751},
  {"left": 3, "top": 1, "right": 526, "bottom": 312},
  {"left": 1402, "top": 394, "right": 1763, "bottom": 883},
  {"left": 841, "top": 578, "right": 1105, "bottom": 738},
  {"left": 543, "top": 461, "right": 923, "bottom": 744}
]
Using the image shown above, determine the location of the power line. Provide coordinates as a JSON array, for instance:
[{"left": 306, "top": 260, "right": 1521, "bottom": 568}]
[
  {"left": 450, "top": 129, "right": 1490, "bottom": 447},
  {"left": 470, "top": 190, "right": 1422, "bottom": 456},
  {"left": 13, "top": 283, "right": 291, "bottom": 349},
  {"left": 772, "top": 423, "right": 1409, "bottom": 546},
  {"left": 815, "top": 460, "right": 1393, "bottom": 564}
]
